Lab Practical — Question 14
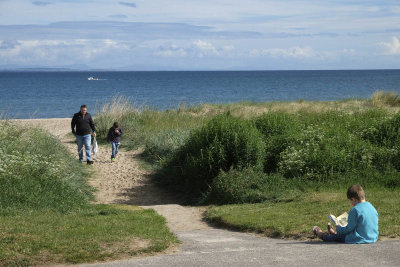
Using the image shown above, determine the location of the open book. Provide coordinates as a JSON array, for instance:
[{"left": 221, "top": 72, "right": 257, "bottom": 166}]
[{"left": 329, "top": 212, "right": 348, "bottom": 227}]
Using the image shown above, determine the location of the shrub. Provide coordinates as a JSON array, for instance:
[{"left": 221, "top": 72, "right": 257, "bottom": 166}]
[
  {"left": 161, "top": 115, "right": 266, "bottom": 198},
  {"left": 271, "top": 111, "right": 400, "bottom": 180},
  {"left": 253, "top": 113, "right": 297, "bottom": 172},
  {"left": 362, "top": 112, "right": 400, "bottom": 148}
]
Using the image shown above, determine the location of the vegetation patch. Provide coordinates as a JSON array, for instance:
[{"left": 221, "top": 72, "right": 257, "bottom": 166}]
[
  {"left": 159, "top": 115, "right": 266, "bottom": 200},
  {"left": 0, "top": 122, "right": 178, "bottom": 265},
  {"left": 95, "top": 93, "right": 400, "bottom": 239},
  {"left": 205, "top": 188, "right": 400, "bottom": 239},
  {"left": 0, "top": 205, "right": 178, "bottom": 265},
  {"left": 155, "top": 108, "right": 400, "bottom": 204}
]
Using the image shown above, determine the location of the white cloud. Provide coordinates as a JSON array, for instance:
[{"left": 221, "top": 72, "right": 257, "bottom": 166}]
[
  {"left": 0, "top": 39, "right": 131, "bottom": 65},
  {"left": 192, "top": 40, "right": 235, "bottom": 58},
  {"left": 152, "top": 41, "right": 235, "bottom": 58},
  {"left": 379, "top": 37, "right": 400, "bottom": 55},
  {"left": 342, "top": 48, "right": 355, "bottom": 55},
  {"left": 249, "top": 46, "right": 348, "bottom": 61},
  {"left": 154, "top": 44, "right": 187, "bottom": 57},
  {"left": 258, "top": 46, "right": 319, "bottom": 59},
  {"left": 192, "top": 40, "right": 220, "bottom": 57}
]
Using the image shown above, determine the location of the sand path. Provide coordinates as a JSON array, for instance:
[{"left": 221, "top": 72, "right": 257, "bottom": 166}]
[{"left": 13, "top": 118, "right": 209, "bottom": 233}]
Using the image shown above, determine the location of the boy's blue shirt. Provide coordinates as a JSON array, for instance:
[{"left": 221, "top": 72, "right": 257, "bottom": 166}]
[{"left": 337, "top": 201, "right": 379, "bottom": 244}]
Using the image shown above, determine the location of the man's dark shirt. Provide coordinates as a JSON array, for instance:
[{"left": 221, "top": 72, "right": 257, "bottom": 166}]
[{"left": 71, "top": 112, "right": 96, "bottom": 136}]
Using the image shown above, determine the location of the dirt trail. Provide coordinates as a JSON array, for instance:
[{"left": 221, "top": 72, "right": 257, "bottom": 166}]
[{"left": 13, "top": 118, "right": 210, "bottom": 232}]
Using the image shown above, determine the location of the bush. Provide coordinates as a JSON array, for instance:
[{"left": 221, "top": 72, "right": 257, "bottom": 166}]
[
  {"left": 207, "top": 168, "right": 286, "bottom": 204},
  {"left": 0, "top": 122, "right": 92, "bottom": 213},
  {"left": 161, "top": 115, "right": 266, "bottom": 198},
  {"left": 253, "top": 113, "right": 297, "bottom": 172},
  {"left": 362, "top": 112, "right": 400, "bottom": 148}
]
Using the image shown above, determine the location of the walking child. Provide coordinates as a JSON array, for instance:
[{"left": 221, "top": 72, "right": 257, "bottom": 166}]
[
  {"left": 106, "top": 122, "right": 122, "bottom": 162},
  {"left": 313, "top": 184, "right": 379, "bottom": 244}
]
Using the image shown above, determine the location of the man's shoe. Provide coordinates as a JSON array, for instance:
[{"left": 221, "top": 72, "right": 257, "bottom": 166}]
[
  {"left": 111, "top": 158, "right": 116, "bottom": 162},
  {"left": 87, "top": 160, "right": 94, "bottom": 165},
  {"left": 79, "top": 160, "right": 84, "bottom": 164}
]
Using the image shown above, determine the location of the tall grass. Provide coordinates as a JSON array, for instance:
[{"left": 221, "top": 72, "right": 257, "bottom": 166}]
[
  {"left": 0, "top": 121, "right": 92, "bottom": 213},
  {"left": 370, "top": 90, "right": 400, "bottom": 107},
  {"left": 94, "top": 92, "right": 400, "bottom": 204},
  {"left": 160, "top": 115, "right": 266, "bottom": 199},
  {"left": 0, "top": 121, "right": 178, "bottom": 265},
  {"left": 161, "top": 107, "right": 400, "bottom": 203},
  {"left": 95, "top": 96, "right": 210, "bottom": 162}
]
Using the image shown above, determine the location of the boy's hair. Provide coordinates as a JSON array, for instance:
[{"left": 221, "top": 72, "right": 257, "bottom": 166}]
[
  {"left": 80, "top": 105, "right": 87, "bottom": 109},
  {"left": 113, "top": 122, "right": 119, "bottom": 128},
  {"left": 347, "top": 184, "right": 365, "bottom": 201}
]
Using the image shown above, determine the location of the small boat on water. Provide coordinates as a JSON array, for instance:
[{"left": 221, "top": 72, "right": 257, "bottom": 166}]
[{"left": 88, "top": 77, "right": 100, "bottom": 80}]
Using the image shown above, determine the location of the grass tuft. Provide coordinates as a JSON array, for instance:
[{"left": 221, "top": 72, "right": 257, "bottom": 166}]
[{"left": 370, "top": 90, "right": 400, "bottom": 107}]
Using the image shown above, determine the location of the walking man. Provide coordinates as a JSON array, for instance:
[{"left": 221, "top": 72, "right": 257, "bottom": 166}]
[{"left": 71, "top": 105, "right": 96, "bottom": 164}]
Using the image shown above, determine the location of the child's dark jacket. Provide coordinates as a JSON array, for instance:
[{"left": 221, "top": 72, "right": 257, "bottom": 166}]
[{"left": 106, "top": 127, "right": 122, "bottom": 143}]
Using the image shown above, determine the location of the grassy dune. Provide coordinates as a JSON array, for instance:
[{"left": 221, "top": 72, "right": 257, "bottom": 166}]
[
  {"left": 0, "top": 122, "right": 177, "bottom": 265},
  {"left": 95, "top": 91, "right": 400, "bottom": 239}
]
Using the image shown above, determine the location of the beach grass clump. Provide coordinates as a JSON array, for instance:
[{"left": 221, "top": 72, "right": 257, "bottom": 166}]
[
  {"left": 0, "top": 121, "right": 92, "bottom": 213},
  {"left": 141, "top": 129, "right": 191, "bottom": 161},
  {"left": 159, "top": 115, "right": 266, "bottom": 200},
  {"left": 95, "top": 95, "right": 140, "bottom": 143},
  {"left": 370, "top": 90, "right": 400, "bottom": 107}
]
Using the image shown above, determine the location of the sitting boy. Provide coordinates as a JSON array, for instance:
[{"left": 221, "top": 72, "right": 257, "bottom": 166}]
[{"left": 313, "top": 184, "right": 379, "bottom": 243}]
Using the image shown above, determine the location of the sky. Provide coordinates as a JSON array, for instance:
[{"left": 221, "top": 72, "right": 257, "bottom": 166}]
[{"left": 0, "top": 0, "right": 399, "bottom": 70}]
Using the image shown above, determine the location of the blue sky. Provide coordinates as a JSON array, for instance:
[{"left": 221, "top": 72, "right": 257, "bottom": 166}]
[{"left": 0, "top": 0, "right": 399, "bottom": 70}]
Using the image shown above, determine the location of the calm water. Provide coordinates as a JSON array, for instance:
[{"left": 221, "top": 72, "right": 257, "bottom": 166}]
[{"left": 1, "top": 70, "right": 400, "bottom": 119}]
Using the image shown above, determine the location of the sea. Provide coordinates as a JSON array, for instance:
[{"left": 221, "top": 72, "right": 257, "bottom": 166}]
[{"left": 1, "top": 70, "right": 400, "bottom": 119}]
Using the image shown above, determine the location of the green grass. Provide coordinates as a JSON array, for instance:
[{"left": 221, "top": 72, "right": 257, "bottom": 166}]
[
  {"left": 93, "top": 93, "right": 400, "bottom": 239},
  {"left": 0, "top": 121, "right": 178, "bottom": 265},
  {"left": 155, "top": 109, "right": 400, "bottom": 203},
  {"left": 205, "top": 187, "right": 400, "bottom": 239},
  {"left": 0, "top": 122, "right": 92, "bottom": 212},
  {"left": 0, "top": 205, "right": 178, "bottom": 265}
]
